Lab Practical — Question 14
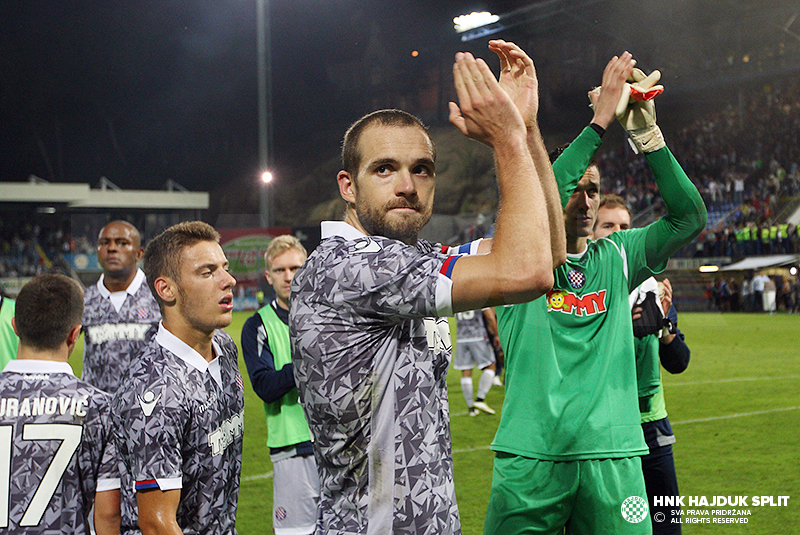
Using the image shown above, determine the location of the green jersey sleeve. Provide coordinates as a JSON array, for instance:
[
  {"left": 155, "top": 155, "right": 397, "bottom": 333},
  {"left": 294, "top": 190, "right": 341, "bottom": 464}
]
[
  {"left": 552, "top": 126, "right": 603, "bottom": 208},
  {"left": 640, "top": 147, "right": 707, "bottom": 274}
]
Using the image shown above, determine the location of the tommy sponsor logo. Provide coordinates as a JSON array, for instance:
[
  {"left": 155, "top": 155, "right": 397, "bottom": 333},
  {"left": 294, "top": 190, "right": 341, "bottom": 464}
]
[
  {"left": 546, "top": 289, "right": 607, "bottom": 316},
  {"left": 208, "top": 409, "right": 245, "bottom": 456},
  {"left": 423, "top": 317, "right": 452, "bottom": 353},
  {"left": 138, "top": 391, "right": 161, "bottom": 417},
  {"left": 86, "top": 322, "right": 151, "bottom": 344}
]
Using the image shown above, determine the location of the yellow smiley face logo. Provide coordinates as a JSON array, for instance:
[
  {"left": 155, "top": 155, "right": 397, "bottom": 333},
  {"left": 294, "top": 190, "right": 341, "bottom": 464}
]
[{"left": 549, "top": 292, "right": 565, "bottom": 309}]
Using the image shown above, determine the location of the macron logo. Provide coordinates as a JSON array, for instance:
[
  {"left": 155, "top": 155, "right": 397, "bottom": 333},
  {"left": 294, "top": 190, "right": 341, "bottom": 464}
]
[
  {"left": 138, "top": 391, "right": 161, "bottom": 417},
  {"left": 349, "top": 238, "right": 381, "bottom": 254}
]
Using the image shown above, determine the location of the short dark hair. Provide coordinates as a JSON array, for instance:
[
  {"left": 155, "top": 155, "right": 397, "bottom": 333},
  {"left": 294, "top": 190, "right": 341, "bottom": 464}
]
[
  {"left": 341, "top": 109, "right": 435, "bottom": 178},
  {"left": 548, "top": 142, "right": 599, "bottom": 169},
  {"left": 143, "top": 221, "right": 221, "bottom": 308},
  {"left": 15, "top": 274, "right": 84, "bottom": 350}
]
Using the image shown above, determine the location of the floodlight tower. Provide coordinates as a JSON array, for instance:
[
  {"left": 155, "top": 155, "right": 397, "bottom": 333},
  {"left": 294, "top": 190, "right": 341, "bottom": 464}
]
[{"left": 257, "top": 0, "right": 274, "bottom": 229}]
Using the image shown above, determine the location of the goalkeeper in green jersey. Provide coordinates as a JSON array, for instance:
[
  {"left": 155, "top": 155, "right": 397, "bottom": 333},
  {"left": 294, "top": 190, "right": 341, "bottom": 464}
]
[{"left": 482, "top": 56, "right": 707, "bottom": 535}]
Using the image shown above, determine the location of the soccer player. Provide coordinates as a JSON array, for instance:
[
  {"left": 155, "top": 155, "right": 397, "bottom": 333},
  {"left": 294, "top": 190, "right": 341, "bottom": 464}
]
[
  {"left": 0, "top": 291, "right": 18, "bottom": 368},
  {"left": 483, "top": 57, "right": 707, "bottom": 535},
  {"left": 291, "top": 41, "right": 565, "bottom": 534},
  {"left": 82, "top": 220, "right": 161, "bottom": 393},
  {"left": 454, "top": 308, "right": 499, "bottom": 415},
  {"left": 594, "top": 195, "right": 692, "bottom": 534},
  {"left": 241, "top": 235, "right": 319, "bottom": 535},
  {"left": 1, "top": 274, "right": 119, "bottom": 534},
  {"left": 111, "top": 221, "right": 244, "bottom": 535}
]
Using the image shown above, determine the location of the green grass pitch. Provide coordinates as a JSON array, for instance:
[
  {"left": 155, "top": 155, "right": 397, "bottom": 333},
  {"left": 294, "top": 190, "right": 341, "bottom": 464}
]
[{"left": 70, "top": 312, "right": 799, "bottom": 534}]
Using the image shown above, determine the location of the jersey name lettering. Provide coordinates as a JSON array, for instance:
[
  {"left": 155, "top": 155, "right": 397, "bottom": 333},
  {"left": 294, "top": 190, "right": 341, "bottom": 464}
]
[
  {"left": 0, "top": 396, "right": 88, "bottom": 418},
  {"left": 86, "top": 323, "right": 150, "bottom": 344},
  {"left": 547, "top": 289, "right": 607, "bottom": 316}
]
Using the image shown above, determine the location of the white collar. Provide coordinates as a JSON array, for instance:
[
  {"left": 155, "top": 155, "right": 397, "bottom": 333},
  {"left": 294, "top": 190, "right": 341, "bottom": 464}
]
[
  {"left": 566, "top": 242, "right": 589, "bottom": 259},
  {"left": 321, "top": 221, "right": 366, "bottom": 241},
  {"left": 3, "top": 359, "right": 75, "bottom": 376},
  {"left": 155, "top": 322, "right": 223, "bottom": 387},
  {"left": 98, "top": 268, "right": 146, "bottom": 298}
]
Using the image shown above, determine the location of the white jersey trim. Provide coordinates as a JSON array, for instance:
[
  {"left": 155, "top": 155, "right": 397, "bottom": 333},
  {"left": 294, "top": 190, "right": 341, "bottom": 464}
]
[
  {"left": 2, "top": 359, "right": 75, "bottom": 376},
  {"left": 97, "top": 268, "right": 146, "bottom": 299},
  {"left": 97, "top": 477, "right": 121, "bottom": 492},
  {"left": 155, "top": 323, "right": 224, "bottom": 387}
]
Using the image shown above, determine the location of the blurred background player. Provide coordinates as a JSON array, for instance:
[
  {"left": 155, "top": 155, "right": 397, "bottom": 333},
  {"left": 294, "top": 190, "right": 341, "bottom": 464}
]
[
  {"left": 594, "top": 195, "right": 692, "bottom": 534},
  {"left": 0, "top": 288, "right": 19, "bottom": 368},
  {"left": 241, "top": 235, "right": 319, "bottom": 535},
  {"left": 112, "top": 221, "right": 243, "bottom": 535},
  {"left": 2, "top": 274, "right": 119, "bottom": 534},
  {"left": 454, "top": 308, "right": 499, "bottom": 415},
  {"left": 82, "top": 220, "right": 160, "bottom": 393}
]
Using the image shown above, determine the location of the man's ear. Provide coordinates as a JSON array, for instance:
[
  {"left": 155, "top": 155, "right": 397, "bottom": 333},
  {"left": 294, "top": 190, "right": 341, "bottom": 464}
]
[
  {"left": 154, "top": 276, "right": 177, "bottom": 304},
  {"left": 11, "top": 317, "right": 18, "bottom": 337},
  {"left": 337, "top": 170, "right": 356, "bottom": 205},
  {"left": 67, "top": 324, "right": 82, "bottom": 347},
  {"left": 136, "top": 247, "right": 144, "bottom": 262}
]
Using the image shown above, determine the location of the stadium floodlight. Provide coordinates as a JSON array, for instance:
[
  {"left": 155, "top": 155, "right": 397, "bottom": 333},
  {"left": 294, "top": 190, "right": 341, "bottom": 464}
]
[
  {"left": 699, "top": 265, "right": 719, "bottom": 273},
  {"left": 260, "top": 171, "right": 273, "bottom": 228},
  {"left": 453, "top": 12, "right": 499, "bottom": 33}
]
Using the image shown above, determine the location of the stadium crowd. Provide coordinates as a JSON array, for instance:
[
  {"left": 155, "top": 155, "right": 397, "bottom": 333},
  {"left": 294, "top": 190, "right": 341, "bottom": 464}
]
[{"left": 594, "top": 80, "right": 800, "bottom": 258}]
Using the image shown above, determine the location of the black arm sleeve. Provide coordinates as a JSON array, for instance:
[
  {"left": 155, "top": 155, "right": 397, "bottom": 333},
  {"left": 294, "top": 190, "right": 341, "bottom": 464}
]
[
  {"left": 659, "top": 306, "right": 690, "bottom": 374},
  {"left": 240, "top": 314, "right": 297, "bottom": 404}
]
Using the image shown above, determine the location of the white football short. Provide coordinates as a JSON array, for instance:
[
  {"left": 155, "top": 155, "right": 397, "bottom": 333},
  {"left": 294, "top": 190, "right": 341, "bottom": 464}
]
[{"left": 272, "top": 452, "right": 320, "bottom": 535}]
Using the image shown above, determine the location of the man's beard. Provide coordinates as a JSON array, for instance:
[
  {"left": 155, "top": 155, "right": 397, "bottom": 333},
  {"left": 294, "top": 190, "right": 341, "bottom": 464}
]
[{"left": 356, "top": 197, "right": 432, "bottom": 245}]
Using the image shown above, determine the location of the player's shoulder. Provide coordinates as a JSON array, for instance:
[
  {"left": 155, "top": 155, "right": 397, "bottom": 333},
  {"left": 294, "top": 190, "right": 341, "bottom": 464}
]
[
  {"left": 83, "top": 281, "right": 102, "bottom": 301},
  {"left": 242, "top": 311, "right": 263, "bottom": 331},
  {"left": 214, "top": 329, "right": 238, "bottom": 355}
]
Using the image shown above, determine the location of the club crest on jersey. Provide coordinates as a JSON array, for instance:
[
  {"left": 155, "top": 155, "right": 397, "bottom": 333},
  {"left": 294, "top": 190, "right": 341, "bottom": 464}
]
[
  {"left": 137, "top": 307, "right": 152, "bottom": 319},
  {"left": 235, "top": 373, "right": 244, "bottom": 392},
  {"left": 567, "top": 269, "right": 586, "bottom": 289},
  {"left": 547, "top": 289, "right": 607, "bottom": 316}
]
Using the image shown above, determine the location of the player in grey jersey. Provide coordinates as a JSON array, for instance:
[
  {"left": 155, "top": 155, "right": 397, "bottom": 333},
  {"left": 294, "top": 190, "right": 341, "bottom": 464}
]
[
  {"left": 82, "top": 220, "right": 160, "bottom": 393},
  {"left": 112, "top": 221, "right": 244, "bottom": 535},
  {"left": 290, "top": 41, "right": 566, "bottom": 535},
  {"left": 2, "top": 274, "right": 119, "bottom": 535}
]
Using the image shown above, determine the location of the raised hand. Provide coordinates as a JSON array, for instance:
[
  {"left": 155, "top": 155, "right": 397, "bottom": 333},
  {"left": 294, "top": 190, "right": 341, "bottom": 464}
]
[
  {"left": 488, "top": 39, "right": 539, "bottom": 129},
  {"left": 448, "top": 51, "right": 526, "bottom": 147},
  {"left": 587, "top": 52, "right": 636, "bottom": 130}
]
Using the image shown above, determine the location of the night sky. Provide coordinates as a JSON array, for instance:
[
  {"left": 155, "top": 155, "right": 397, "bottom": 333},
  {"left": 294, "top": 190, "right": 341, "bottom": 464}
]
[{"left": 1, "top": 0, "right": 526, "bottom": 197}]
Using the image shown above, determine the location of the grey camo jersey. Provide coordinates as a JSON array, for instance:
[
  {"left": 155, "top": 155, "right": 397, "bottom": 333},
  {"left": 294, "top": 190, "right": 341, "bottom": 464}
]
[
  {"left": 290, "top": 233, "right": 461, "bottom": 535},
  {"left": 111, "top": 329, "right": 244, "bottom": 535},
  {"left": 82, "top": 276, "right": 160, "bottom": 393},
  {"left": 0, "top": 362, "right": 118, "bottom": 534},
  {"left": 454, "top": 309, "right": 488, "bottom": 343}
]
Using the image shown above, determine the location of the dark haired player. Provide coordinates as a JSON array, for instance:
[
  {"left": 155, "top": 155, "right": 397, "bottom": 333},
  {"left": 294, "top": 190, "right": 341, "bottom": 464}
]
[
  {"left": 82, "top": 220, "right": 160, "bottom": 392},
  {"left": 112, "top": 221, "right": 244, "bottom": 535},
  {"left": 1, "top": 274, "right": 119, "bottom": 534}
]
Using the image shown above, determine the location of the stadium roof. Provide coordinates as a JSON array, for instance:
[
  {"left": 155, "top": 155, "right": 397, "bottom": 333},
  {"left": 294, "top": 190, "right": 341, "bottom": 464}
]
[
  {"left": 720, "top": 254, "right": 800, "bottom": 271},
  {"left": 0, "top": 180, "right": 208, "bottom": 210}
]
